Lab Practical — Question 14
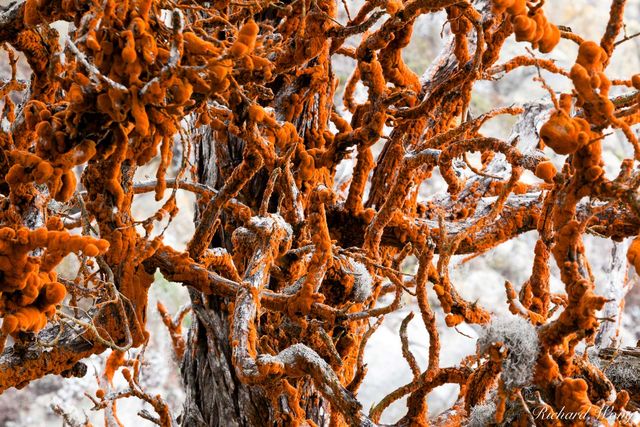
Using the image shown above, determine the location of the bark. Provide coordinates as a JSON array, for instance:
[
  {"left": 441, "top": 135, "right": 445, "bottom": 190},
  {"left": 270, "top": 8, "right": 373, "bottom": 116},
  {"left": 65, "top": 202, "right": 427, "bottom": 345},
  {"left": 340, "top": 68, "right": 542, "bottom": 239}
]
[
  {"left": 0, "top": 323, "right": 95, "bottom": 392},
  {"left": 179, "top": 130, "right": 330, "bottom": 427},
  {"left": 596, "top": 239, "right": 632, "bottom": 349},
  {"left": 180, "top": 292, "right": 272, "bottom": 427}
]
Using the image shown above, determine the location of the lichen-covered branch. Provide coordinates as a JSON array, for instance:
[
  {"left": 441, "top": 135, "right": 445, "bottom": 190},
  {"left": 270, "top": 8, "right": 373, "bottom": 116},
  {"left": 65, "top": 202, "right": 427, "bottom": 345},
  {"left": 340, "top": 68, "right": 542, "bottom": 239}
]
[{"left": 0, "top": 0, "right": 639, "bottom": 425}]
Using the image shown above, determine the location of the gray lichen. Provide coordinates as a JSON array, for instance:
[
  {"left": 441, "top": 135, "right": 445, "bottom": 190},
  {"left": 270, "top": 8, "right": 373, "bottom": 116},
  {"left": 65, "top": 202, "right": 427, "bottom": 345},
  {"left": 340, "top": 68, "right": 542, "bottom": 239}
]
[
  {"left": 477, "top": 315, "right": 539, "bottom": 390},
  {"left": 468, "top": 400, "right": 497, "bottom": 427}
]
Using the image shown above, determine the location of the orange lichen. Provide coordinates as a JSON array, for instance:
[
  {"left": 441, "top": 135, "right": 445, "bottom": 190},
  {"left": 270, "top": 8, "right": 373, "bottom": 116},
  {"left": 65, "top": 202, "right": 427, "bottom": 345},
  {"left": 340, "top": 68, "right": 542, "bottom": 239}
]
[
  {"left": 121, "top": 30, "right": 137, "bottom": 64},
  {"left": 539, "top": 109, "right": 590, "bottom": 155},
  {"left": 130, "top": 88, "right": 149, "bottom": 136},
  {"left": 555, "top": 378, "right": 605, "bottom": 423},
  {"left": 535, "top": 161, "right": 557, "bottom": 183},
  {"left": 1, "top": 307, "right": 47, "bottom": 334},
  {"left": 104, "top": 350, "right": 126, "bottom": 384},
  {"left": 156, "top": 301, "right": 188, "bottom": 359},
  {"left": 445, "top": 313, "right": 464, "bottom": 327},
  {"left": 533, "top": 351, "right": 560, "bottom": 386},
  {"left": 1, "top": 1, "right": 639, "bottom": 425},
  {"left": 627, "top": 236, "right": 640, "bottom": 273},
  {"left": 385, "top": 0, "right": 403, "bottom": 15},
  {"left": 183, "top": 32, "right": 219, "bottom": 56},
  {"left": 571, "top": 41, "right": 611, "bottom": 112},
  {"left": 493, "top": 0, "right": 560, "bottom": 53},
  {"left": 566, "top": 40, "right": 639, "bottom": 157},
  {"left": 0, "top": 227, "right": 109, "bottom": 344},
  {"left": 230, "top": 20, "right": 259, "bottom": 57},
  {"left": 23, "top": 0, "right": 42, "bottom": 26}
]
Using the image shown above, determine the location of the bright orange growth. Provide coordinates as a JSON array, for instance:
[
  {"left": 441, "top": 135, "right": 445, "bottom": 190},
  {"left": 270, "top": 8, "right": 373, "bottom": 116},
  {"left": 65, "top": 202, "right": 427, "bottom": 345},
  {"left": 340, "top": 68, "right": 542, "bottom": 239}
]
[
  {"left": 627, "top": 237, "right": 640, "bottom": 273},
  {"left": 230, "top": 20, "right": 259, "bottom": 57},
  {"left": 555, "top": 378, "right": 605, "bottom": 423},
  {"left": 23, "top": 0, "right": 42, "bottom": 26},
  {"left": 104, "top": 350, "right": 126, "bottom": 384},
  {"left": 0, "top": 226, "right": 108, "bottom": 345},
  {"left": 1, "top": 1, "right": 639, "bottom": 426},
  {"left": 492, "top": 0, "right": 560, "bottom": 53},
  {"left": 184, "top": 32, "right": 219, "bottom": 56},
  {"left": 385, "top": 0, "right": 403, "bottom": 15},
  {"left": 534, "top": 160, "right": 557, "bottom": 182},
  {"left": 156, "top": 301, "right": 188, "bottom": 359},
  {"left": 540, "top": 107, "right": 590, "bottom": 155}
]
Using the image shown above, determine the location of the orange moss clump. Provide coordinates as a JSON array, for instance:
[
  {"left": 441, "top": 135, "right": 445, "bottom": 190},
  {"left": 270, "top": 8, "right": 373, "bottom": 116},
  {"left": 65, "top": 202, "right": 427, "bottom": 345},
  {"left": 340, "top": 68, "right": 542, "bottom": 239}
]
[
  {"left": 104, "top": 350, "right": 126, "bottom": 384},
  {"left": 534, "top": 161, "right": 557, "bottom": 183},
  {"left": 627, "top": 236, "right": 640, "bottom": 273},
  {"left": 555, "top": 378, "right": 605, "bottom": 424},
  {"left": 23, "top": 0, "right": 43, "bottom": 26},
  {"left": 539, "top": 96, "right": 591, "bottom": 155},
  {"left": 0, "top": 226, "right": 109, "bottom": 343},
  {"left": 492, "top": 0, "right": 560, "bottom": 53},
  {"left": 230, "top": 20, "right": 259, "bottom": 57}
]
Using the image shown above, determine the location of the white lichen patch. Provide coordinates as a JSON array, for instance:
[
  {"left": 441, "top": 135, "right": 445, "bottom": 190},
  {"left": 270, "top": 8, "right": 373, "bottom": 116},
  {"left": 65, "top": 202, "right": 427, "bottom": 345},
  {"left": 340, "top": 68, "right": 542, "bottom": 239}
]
[
  {"left": 345, "top": 258, "right": 373, "bottom": 303},
  {"left": 477, "top": 315, "right": 539, "bottom": 389},
  {"left": 468, "top": 400, "right": 497, "bottom": 427}
]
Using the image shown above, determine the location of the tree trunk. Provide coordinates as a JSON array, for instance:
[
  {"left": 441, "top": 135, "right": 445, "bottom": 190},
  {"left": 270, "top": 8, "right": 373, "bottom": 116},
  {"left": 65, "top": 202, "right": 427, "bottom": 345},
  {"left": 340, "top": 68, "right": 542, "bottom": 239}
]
[
  {"left": 180, "top": 291, "right": 271, "bottom": 427},
  {"left": 179, "top": 122, "right": 330, "bottom": 427}
]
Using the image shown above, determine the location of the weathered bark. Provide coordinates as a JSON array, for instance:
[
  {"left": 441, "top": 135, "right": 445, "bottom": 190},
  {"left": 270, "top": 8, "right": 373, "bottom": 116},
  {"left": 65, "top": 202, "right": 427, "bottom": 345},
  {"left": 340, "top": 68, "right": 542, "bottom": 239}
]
[
  {"left": 596, "top": 239, "right": 632, "bottom": 348},
  {"left": 180, "top": 130, "right": 330, "bottom": 427},
  {"left": 0, "top": 323, "right": 95, "bottom": 392},
  {"left": 180, "top": 292, "right": 272, "bottom": 427}
]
